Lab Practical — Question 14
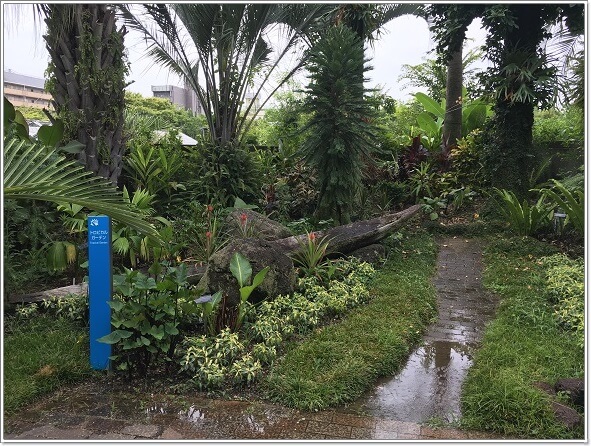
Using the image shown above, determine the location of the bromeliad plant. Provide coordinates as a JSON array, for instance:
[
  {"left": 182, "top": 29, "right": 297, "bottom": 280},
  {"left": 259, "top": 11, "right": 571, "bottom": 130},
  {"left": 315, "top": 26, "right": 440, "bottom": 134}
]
[
  {"left": 97, "top": 262, "right": 198, "bottom": 378},
  {"left": 291, "top": 232, "right": 335, "bottom": 282}
]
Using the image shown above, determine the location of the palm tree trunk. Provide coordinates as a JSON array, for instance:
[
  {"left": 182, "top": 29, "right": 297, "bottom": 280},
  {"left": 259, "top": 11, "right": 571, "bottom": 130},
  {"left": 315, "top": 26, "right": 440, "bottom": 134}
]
[
  {"left": 443, "top": 47, "right": 463, "bottom": 147},
  {"left": 44, "top": 4, "right": 128, "bottom": 185}
]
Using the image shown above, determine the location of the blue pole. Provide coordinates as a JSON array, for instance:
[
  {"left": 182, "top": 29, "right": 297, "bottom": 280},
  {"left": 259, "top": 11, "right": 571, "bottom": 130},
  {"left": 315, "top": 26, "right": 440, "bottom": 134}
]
[{"left": 88, "top": 215, "right": 112, "bottom": 370}]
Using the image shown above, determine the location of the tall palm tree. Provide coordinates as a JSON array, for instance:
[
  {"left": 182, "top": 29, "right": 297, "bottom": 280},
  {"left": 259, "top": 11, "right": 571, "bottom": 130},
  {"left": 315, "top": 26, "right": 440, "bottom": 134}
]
[
  {"left": 425, "top": 4, "right": 483, "bottom": 149},
  {"left": 40, "top": 4, "right": 129, "bottom": 185},
  {"left": 119, "top": 4, "right": 331, "bottom": 147}
]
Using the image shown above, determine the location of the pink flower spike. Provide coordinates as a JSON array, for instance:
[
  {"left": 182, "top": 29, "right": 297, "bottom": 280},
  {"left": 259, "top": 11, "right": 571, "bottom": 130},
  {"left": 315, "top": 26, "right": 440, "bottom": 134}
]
[
  {"left": 206, "top": 231, "right": 212, "bottom": 239},
  {"left": 240, "top": 213, "right": 248, "bottom": 225}
]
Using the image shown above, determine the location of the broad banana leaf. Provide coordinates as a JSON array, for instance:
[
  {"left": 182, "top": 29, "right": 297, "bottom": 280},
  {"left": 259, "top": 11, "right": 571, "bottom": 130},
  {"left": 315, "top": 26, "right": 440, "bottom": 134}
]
[{"left": 3, "top": 138, "right": 162, "bottom": 242}]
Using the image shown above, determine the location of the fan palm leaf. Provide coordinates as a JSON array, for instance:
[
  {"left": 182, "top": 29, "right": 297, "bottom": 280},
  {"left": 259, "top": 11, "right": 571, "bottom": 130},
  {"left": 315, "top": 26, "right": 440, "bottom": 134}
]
[
  {"left": 118, "top": 4, "right": 331, "bottom": 145},
  {"left": 4, "top": 138, "right": 161, "bottom": 241}
]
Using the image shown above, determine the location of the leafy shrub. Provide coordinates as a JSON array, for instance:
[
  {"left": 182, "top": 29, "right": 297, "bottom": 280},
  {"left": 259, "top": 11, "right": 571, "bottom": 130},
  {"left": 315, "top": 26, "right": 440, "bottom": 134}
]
[
  {"left": 178, "top": 258, "right": 376, "bottom": 390},
  {"left": 449, "top": 129, "right": 485, "bottom": 188},
  {"left": 541, "top": 254, "right": 584, "bottom": 348},
  {"left": 492, "top": 188, "right": 552, "bottom": 236},
  {"left": 11, "top": 293, "right": 88, "bottom": 325},
  {"left": 41, "top": 293, "right": 88, "bottom": 323},
  {"left": 532, "top": 107, "right": 584, "bottom": 152},
  {"left": 229, "top": 353, "right": 262, "bottom": 386},
  {"left": 186, "top": 140, "right": 263, "bottom": 207},
  {"left": 98, "top": 262, "right": 197, "bottom": 377},
  {"left": 180, "top": 328, "right": 246, "bottom": 389}
]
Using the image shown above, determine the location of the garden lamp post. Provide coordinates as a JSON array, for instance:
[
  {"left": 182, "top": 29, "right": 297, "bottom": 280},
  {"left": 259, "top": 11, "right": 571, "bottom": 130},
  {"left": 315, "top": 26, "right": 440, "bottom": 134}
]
[{"left": 553, "top": 208, "right": 566, "bottom": 235}]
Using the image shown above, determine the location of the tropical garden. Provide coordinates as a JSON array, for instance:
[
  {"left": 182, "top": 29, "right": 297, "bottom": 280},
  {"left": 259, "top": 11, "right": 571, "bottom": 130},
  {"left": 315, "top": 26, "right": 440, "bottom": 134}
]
[{"left": 3, "top": 3, "right": 585, "bottom": 440}]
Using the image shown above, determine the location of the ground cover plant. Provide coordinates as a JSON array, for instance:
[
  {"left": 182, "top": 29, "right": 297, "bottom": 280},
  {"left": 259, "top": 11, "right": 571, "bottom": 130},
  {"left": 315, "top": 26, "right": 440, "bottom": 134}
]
[
  {"left": 3, "top": 303, "right": 92, "bottom": 414},
  {"left": 264, "top": 229, "right": 438, "bottom": 410},
  {"left": 460, "top": 236, "right": 584, "bottom": 439}
]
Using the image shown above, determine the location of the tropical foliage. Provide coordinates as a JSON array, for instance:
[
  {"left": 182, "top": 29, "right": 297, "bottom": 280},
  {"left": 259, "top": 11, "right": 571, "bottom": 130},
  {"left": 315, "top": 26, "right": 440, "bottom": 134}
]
[{"left": 3, "top": 138, "right": 160, "bottom": 240}]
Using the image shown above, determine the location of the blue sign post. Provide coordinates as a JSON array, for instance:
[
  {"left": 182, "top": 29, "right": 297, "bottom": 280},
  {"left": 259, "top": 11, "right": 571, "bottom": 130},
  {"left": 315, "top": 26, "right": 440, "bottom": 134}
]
[{"left": 88, "top": 215, "right": 112, "bottom": 370}]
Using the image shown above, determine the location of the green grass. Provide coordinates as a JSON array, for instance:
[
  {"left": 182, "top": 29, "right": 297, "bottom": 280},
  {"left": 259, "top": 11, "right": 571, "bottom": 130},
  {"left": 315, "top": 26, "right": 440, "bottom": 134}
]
[
  {"left": 263, "top": 230, "right": 438, "bottom": 410},
  {"left": 3, "top": 314, "right": 93, "bottom": 414},
  {"left": 460, "top": 236, "right": 584, "bottom": 439}
]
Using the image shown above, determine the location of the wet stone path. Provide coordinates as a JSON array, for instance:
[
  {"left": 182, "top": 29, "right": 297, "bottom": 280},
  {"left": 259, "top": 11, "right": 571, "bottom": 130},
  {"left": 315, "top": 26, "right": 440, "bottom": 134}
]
[
  {"left": 337, "top": 237, "right": 499, "bottom": 423},
  {"left": 3, "top": 237, "right": 503, "bottom": 441}
]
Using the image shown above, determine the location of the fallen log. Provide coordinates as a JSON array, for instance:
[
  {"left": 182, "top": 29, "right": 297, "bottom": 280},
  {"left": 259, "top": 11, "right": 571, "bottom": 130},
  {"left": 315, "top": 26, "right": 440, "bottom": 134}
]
[
  {"left": 273, "top": 204, "right": 421, "bottom": 254},
  {"left": 7, "top": 283, "right": 88, "bottom": 304},
  {"left": 200, "top": 204, "right": 422, "bottom": 306}
]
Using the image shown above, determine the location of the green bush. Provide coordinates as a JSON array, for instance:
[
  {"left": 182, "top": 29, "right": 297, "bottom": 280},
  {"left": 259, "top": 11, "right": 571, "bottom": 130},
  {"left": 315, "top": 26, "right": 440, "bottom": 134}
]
[
  {"left": 532, "top": 107, "right": 584, "bottom": 152},
  {"left": 176, "top": 257, "right": 376, "bottom": 390},
  {"left": 492, "top": 188, "right": 552, "bottom": 236},
  {"left": 541, "top": 254, "right": 584, "bottom": 349},
  {"left": 98, "top": 262, "right": 198, "bottom": 377}
]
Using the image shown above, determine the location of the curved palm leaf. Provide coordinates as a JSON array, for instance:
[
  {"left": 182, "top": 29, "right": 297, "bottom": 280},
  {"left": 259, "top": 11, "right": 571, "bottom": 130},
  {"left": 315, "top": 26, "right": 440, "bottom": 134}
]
[{"left": 3, "top": 138, "right": 161, "bottom": 241}]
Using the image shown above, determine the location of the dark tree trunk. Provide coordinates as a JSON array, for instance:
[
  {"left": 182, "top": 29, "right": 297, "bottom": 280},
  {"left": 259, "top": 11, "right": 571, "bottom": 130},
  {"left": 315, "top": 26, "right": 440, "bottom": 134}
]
[
  {"left": 44, "top": 4, "right": 128, "bottom": 185},
  {"left": 483, "top": 5, "right": 544, "bottom": 196}
]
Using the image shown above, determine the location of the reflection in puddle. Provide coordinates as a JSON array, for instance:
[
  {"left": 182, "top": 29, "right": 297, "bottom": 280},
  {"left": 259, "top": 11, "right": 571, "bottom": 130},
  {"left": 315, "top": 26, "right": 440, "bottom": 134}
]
[
  {"left": 244, "top": 414, "right": 265, "bottom": 433},
  {"left": 146, "top": 404, "right": 167, "bottom": 415},
  {"left": 351, "top": 340, "right": 474, "bottom": 423},
  {"left": 180, "top": 405, "right": 206, "bottom": 423}
]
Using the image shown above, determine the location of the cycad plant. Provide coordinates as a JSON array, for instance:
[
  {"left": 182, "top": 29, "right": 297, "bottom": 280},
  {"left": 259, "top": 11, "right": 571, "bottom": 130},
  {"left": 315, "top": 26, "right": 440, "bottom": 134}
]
[
  {"left": 299, "top": 24, "right": 378, "bottom": 224},
  {"left": 492, "top": 188, "right": 552, "bottom": 236},
  {"left": 3, "top": 137, "right": 160, "bottom": 241}
]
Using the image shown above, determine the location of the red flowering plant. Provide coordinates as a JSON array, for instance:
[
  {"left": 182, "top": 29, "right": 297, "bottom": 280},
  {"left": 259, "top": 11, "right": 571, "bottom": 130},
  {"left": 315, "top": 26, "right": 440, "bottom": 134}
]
[
  {"left": 193, "top": 203, "right": 226, "bottom": 265},
  {"left": 290, "top": 231, "right": 334, "bottom": 282},
  {"left": 236, "top": 211, "right": 256, "bottom": 238}
]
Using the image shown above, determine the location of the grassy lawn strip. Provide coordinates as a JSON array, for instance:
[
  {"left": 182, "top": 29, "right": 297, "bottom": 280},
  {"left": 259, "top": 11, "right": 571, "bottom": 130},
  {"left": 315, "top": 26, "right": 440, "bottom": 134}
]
[
  {"left": 461, "top": 236, "right": 584, "bottom": 439},
  {"left": 264, "top": 230, "right": 438, "bottom": 411},
  {"left": 3, "top": 315, "right": 93, "bottom": 414}
]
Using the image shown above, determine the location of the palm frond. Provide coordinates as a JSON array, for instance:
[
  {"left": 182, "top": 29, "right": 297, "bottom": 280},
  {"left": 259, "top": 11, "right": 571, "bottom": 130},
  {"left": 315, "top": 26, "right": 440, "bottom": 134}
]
[{"left": 4, "top": 138, "right": 161, "bottom": 241}]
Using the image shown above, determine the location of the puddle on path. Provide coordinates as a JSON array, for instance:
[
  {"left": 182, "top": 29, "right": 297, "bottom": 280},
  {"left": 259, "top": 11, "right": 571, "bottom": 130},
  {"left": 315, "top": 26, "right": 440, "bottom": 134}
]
[{"left": 338, "top": 237, "right": 498, "bottom": 424}]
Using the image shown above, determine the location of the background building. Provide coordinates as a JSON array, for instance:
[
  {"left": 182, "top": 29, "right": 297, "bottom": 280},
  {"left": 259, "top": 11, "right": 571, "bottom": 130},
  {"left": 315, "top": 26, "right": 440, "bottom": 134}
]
[
  {"left": 3, "top": 69, "right": 52, "bottom": 109},
  {"left": 151, "top": 84, "right": 204, "bottom": 115},
  {"left": 151, "top": 83, "right": 260, "bottom": 116}
]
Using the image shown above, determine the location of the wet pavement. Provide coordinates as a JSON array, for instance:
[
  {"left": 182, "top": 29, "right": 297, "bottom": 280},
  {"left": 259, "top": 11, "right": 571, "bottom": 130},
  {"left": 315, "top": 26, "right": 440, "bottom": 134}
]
[
  {"left": 3, "top": 237, "right": 504, "bottom": 441},
  {"left": 338, "top": 237, "right": 498, "bottom": 424},
  {"left": 3, "top": 381, "right": 498, "bottom": 441}
]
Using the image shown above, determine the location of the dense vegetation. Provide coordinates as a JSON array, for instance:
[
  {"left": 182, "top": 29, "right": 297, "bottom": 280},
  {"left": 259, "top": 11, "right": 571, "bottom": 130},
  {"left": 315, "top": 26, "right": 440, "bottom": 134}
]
[
  {"left": 4, "top": 2, "right": 584, "bottom": 440},
  {"left": 461, "top": 237, "right": 584, "bottom": 439}
]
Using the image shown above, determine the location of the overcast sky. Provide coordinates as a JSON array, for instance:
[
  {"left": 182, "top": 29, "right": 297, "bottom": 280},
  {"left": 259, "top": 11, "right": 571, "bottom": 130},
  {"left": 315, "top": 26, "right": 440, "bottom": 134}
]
[{"left": 2, "top": 5, "right": 488, "bottom": 103}]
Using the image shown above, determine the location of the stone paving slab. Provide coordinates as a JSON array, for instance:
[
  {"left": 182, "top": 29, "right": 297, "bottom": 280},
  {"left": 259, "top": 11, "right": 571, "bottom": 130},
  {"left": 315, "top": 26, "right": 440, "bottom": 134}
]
[{"left": 3, "top": 387, "right": 498, "bottom": 441}]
